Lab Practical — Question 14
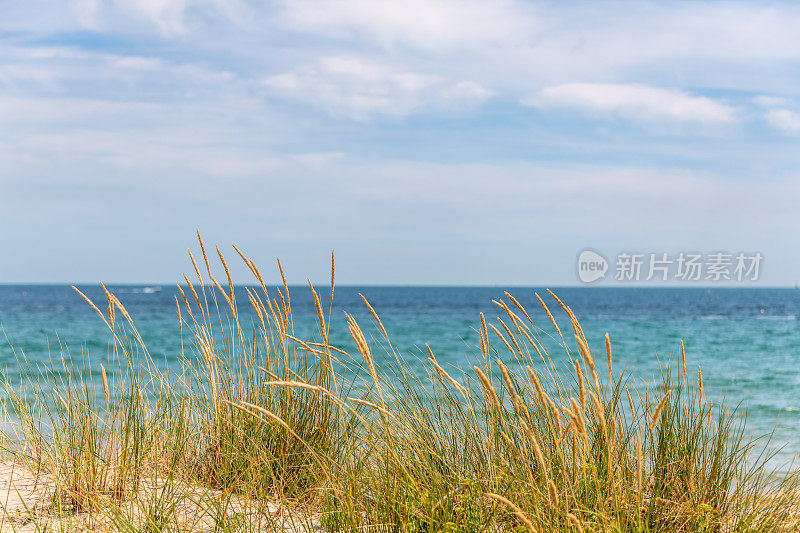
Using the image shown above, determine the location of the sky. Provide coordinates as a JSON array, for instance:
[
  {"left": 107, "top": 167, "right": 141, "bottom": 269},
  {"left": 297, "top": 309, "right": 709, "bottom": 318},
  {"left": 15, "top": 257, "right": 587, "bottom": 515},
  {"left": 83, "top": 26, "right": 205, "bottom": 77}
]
[{"left": 1, "top": 0, "right": 799, "bottom": 286}]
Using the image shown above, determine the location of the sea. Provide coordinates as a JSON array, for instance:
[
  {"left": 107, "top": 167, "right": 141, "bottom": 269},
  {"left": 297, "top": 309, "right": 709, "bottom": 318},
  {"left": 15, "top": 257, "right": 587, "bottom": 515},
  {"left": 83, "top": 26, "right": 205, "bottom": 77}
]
[{"left": 1, "top": 285, "right": 799, "bottom": 468}]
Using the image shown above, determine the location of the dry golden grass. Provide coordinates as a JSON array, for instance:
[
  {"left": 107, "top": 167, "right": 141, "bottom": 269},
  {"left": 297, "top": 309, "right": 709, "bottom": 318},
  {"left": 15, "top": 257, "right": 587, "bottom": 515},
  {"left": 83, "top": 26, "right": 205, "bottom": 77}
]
[{"left": 0, "top": 234, "right": 799, "bottom": 532}]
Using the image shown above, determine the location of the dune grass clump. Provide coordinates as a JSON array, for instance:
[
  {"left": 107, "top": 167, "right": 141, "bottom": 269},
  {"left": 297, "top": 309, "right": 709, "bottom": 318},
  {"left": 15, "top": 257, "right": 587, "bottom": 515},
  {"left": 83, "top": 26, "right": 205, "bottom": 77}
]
[{"left": 1, "top": 233, "right": 799, "bottom": 532}]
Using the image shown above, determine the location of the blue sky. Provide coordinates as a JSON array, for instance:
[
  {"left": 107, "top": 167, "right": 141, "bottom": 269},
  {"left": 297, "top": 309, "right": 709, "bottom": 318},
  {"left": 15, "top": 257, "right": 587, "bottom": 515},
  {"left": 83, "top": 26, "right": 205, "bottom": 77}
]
[{"left": 1, "top": 0, "right": 799, "bottom": 285}]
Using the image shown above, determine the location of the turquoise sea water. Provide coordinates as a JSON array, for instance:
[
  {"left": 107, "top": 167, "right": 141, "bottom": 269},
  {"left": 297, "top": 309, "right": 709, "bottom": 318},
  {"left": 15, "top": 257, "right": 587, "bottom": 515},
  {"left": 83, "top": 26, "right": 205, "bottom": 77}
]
[{"left": 1, "top": 285, "right": 799, "bottom": 467}]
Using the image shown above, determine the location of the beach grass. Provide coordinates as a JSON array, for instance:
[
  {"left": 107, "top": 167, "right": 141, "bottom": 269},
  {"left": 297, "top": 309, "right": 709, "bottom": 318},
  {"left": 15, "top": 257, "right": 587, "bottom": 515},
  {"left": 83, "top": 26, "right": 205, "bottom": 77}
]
[{"left": 1, "top": 233, "right": 799, "bottom": 531}]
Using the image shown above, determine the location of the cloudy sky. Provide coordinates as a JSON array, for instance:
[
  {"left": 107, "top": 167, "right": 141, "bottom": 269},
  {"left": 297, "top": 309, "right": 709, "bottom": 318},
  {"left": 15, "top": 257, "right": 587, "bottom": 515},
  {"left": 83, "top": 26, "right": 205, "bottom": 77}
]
[{"left": 1, "top": 0, "right": 799, "bottom": 285}]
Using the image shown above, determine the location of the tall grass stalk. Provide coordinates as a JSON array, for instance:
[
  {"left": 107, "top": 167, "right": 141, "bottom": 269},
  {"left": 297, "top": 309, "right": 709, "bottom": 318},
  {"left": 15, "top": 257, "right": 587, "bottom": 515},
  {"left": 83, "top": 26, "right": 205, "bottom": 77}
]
[{"left": 1, "top": 234, "right": 799, "bottom": 532}]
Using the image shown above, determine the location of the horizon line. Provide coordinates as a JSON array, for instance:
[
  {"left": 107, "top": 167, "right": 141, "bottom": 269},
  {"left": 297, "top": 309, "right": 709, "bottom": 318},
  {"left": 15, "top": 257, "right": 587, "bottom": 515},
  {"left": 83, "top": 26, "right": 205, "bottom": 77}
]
[{"left": 1, "top": 282, "right": 797, "bottom": 290}]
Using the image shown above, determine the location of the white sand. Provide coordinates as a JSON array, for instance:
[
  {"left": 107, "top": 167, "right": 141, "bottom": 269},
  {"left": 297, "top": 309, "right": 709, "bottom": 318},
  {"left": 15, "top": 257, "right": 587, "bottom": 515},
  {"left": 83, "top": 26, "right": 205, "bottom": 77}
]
[{"left": 0, "top": 461, "right": 319, "bottom": 532}]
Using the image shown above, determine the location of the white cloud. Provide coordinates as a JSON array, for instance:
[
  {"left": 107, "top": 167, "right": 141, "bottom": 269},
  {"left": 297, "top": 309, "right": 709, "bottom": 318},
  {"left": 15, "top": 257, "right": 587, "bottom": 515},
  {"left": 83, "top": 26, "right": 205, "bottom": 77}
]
[
  {"left": 173, "top": 63, "right": 235, "bottom": 82},
  {"left": 441, "top": 81, "right": 494, "bottom": 107},
  {"left": 113, "top": 0, "right": 248, "bottom": 34},
  {"left": 0, "top": 43, "right": 236, "bottom": 101},
  {"left": 113, "top": 0, "right": 191, "bottom": 33},
  {"left": 72, "top": 0, "right": 102, "bottom": 27},
  {"left": 263, "top": 57, "right": 491, "bottom": 119},
  {"left": 268, "top": 1, "right": 800, "bottom": 98},
  {"left": 4, "top": 127, "right": 301, "bottom": 179},
  {"left": 0, "top": 96, "right": 161, "bottom": 126},
  {"left": 18, "top": 0, "right": 800, "bottom": 96},
  {"left": 752, "top": 95, "right": 790, "bottom": 108},
  {"left": 111, "top": 56, "right": 164, "bottom": 70},
  {"left": 766, "top": 108, "right": 800, "bottom": 134},
  {"left": 273, "top": 0, "right": 537, "bottom": 53},
  {"left": 291, "top": 152, "right": 345, "bottom": 169},
  {"left": 529, "top": 83, "right": 737, "bottom": 125},
  {"left": 334, "top": 161, "right": 800, "bottom": 240}
]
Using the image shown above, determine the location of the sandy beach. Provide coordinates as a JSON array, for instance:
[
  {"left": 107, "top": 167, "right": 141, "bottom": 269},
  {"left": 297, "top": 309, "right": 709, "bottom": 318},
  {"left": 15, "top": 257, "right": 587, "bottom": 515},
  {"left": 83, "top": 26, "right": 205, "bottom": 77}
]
[{"left": 0, "top": 460, "right": 319, "bottom": 532}]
